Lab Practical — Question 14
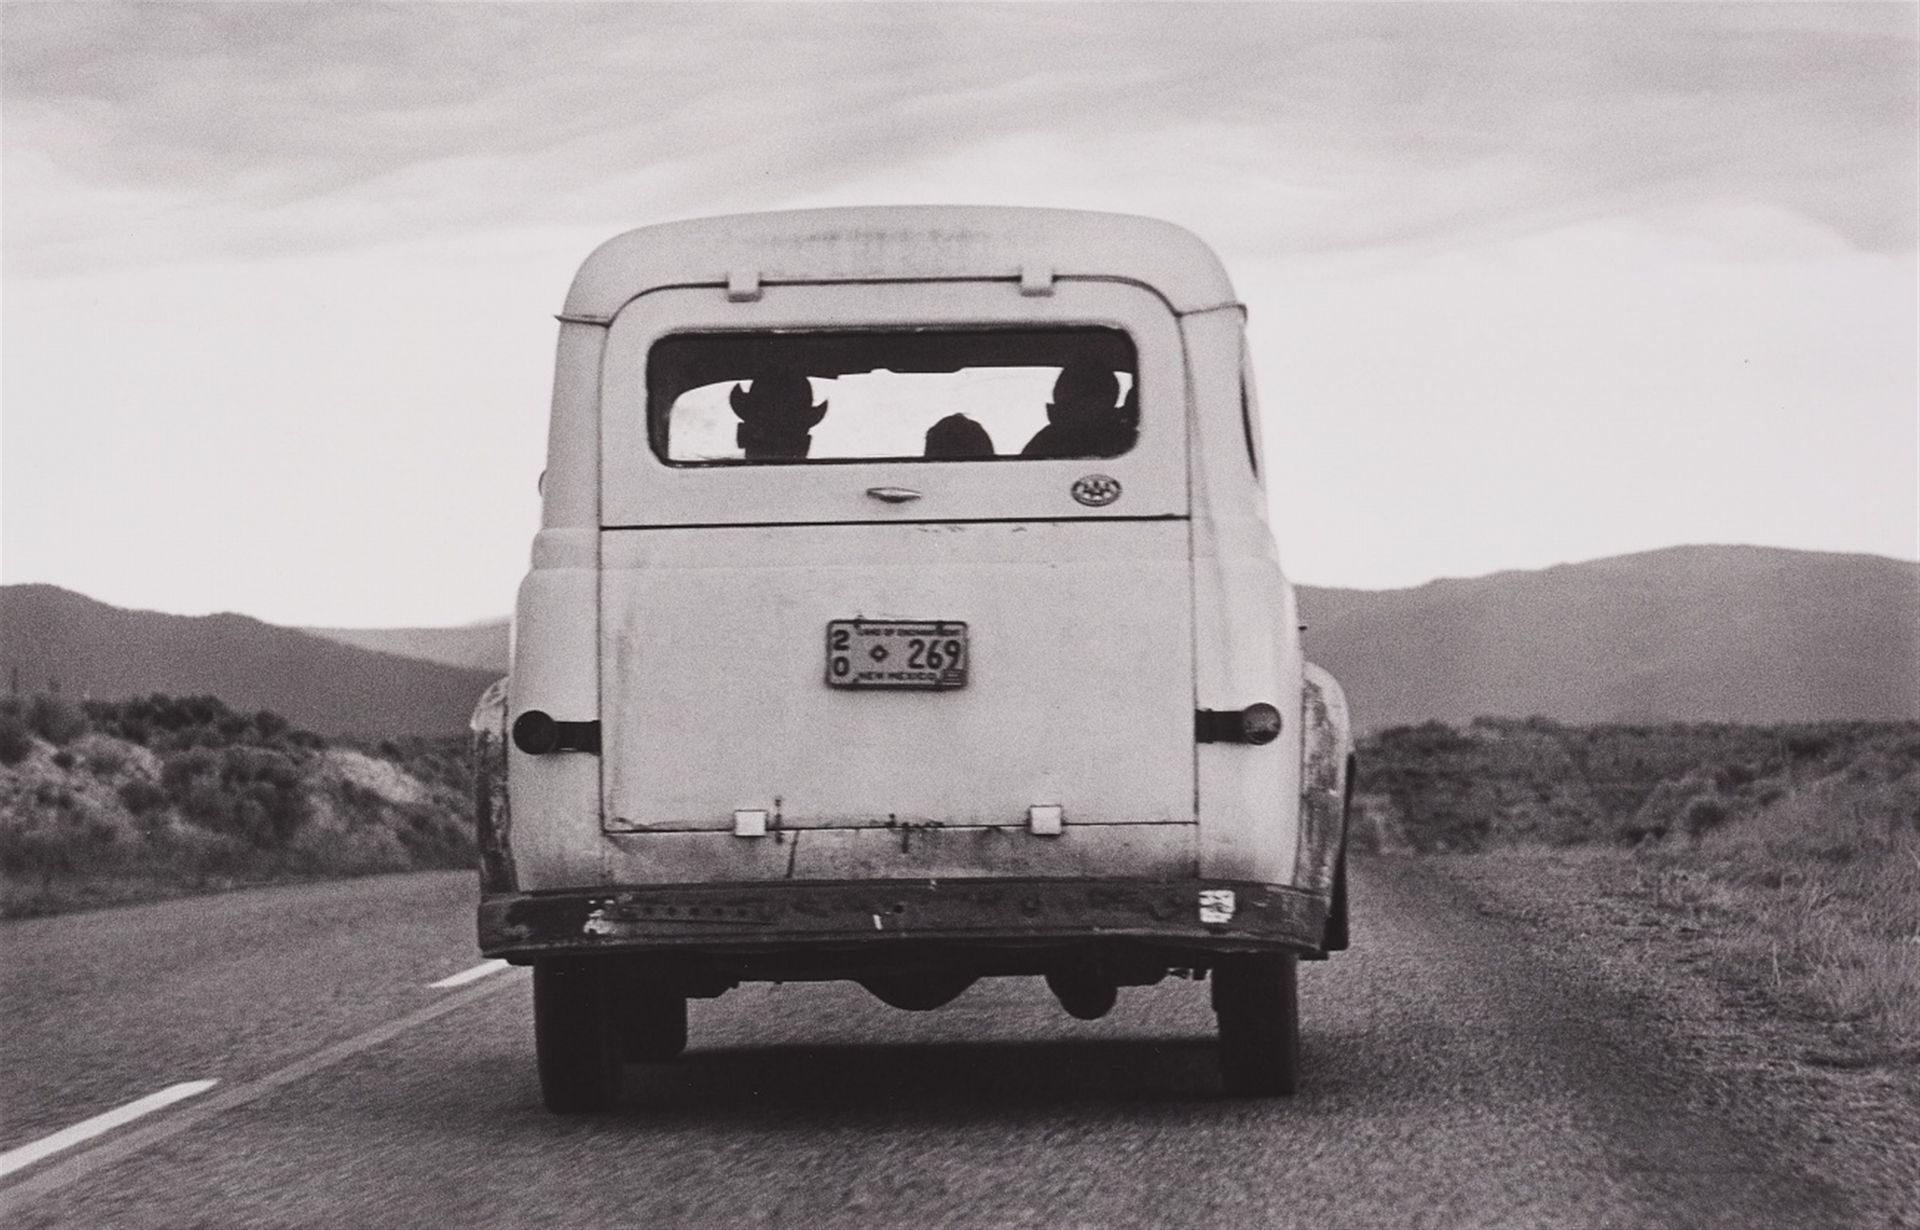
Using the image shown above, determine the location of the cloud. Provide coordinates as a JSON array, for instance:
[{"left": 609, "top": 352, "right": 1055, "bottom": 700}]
[{"left": 3, "top": 3, "right": 1913, "bottom": 275}]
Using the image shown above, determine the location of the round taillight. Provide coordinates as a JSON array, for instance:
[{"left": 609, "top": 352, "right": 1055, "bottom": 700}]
[
  {"left": 1240, "top": 702, "right": 1283, "bottom": 745},
  {"left": 512, "top": 710, "right": 559, "bottom": 755}
]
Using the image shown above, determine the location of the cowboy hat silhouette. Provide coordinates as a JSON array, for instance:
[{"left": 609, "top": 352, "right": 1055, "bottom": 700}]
[{"left": 731, "top": 370, "right": 828, "bottom": 459}]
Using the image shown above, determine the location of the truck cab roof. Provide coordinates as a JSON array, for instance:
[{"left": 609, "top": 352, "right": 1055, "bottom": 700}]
[{"left": 562, "top": 205, "right": 1240, "bottom": 322}]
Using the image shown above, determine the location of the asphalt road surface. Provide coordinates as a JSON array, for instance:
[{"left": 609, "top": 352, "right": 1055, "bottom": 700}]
[{"left": 0, "top": 859, "right": 1857, "bottom": 1228}]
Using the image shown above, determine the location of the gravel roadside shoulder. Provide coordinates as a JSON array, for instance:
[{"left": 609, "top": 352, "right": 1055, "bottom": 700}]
[{"left": 1409, "top": 848, "right": 1919, "bottom": 1228}]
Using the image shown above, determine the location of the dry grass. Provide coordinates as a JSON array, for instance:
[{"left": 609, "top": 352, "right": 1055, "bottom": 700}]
[
  {"left": 1631, "top": 803, "right": 1920, "bottom": 1058},
  {"left": 1364, "top": 719, "right": 1920, "bottom": 1059}
]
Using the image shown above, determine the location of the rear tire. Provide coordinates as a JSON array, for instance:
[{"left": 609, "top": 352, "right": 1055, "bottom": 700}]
[
  {"left": 1322, "top": 855, "right": 1350, "bottom": 952},
  {"left": 533, "top": 959, "right": 623, "bottom": 1113},
  {"left": 618, "top": 986, "right": 689, "bottom": 1062},
  {"left": 1045, "top": 970, "right": 1119, "bottom": 1021},
  {"left": 1212, "top": 953, "right": 1300, "bottom": 1097}
]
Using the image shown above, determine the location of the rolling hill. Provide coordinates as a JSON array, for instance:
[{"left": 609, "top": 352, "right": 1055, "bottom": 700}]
[
  {"left": 9, "top": 545, "right": 1915, "bottom": 736},
  {"left": 306, "top": 545, "right": 1919, "bottom": 730},
  {"left": 299, "top": 619, "right": 509, "bottom": 672},
  {"left": 0, "top": 586, "right": 501, "bottom": 737},
  {"left": 1297, "top": 545, "right": 1920, "bottom": 729}
]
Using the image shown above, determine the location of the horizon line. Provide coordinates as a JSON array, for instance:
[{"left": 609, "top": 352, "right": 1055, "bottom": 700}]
[{"left": 4, "top": 541, "right": 1916, "bottom": 629}]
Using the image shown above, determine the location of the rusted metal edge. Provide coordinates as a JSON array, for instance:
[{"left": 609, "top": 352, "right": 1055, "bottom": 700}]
[
  {"left": 478, "top": 877, "right": 1327, "bottom": 960},
  {"left": 1294, "top": 666, "right": 1352, "bottom": 894},
  {"left": 469, "top": 677, "right": 518, "bottom": 895}
]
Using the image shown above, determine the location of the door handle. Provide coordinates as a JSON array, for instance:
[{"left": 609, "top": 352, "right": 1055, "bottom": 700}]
[{"left": 865, "top": 487, "right": 923, "bottom": 503}]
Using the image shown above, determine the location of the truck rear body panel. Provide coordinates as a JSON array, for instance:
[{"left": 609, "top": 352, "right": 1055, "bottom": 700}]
[{"left": 599, "top": 520, "right": 1196, "bottom": 839}]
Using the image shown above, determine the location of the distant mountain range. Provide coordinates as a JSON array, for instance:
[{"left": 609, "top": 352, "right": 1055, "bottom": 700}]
[
  {"left": 1297, "top": 545, "right": 1919, "bottom": 728},
  {"left": 0, "top": 586, "right": 500, "bottom": 738},
  {"left": 297, "top": 620, "right": 509, "bottom": 673},
  {"left": 4, "top": 546, "right": 1915, "bottom": 734}
]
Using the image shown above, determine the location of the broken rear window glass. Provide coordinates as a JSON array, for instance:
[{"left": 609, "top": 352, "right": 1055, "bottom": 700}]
[{"left": 647, "top": 328, "right": 1138, "bottom": 465}]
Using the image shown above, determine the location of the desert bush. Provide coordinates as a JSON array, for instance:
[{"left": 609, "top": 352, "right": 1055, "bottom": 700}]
[
  {"left": 155, "top": 743, "right": 311, "bottom": 847},
  {"left": 116, "top": 778, "right": 168, "bottom": 815},
  {"left": 85, "top": 740, "right": 130, "bottom": 777},
  {"left": 160, "top": 747, "right": 219, "bottom": 793},
  {"left": 1785, "top": 731, "right": 1835, "bottom": 762},
  {"left": 86, "top": 695, "right": 313, "bottom": 753},
  {"left": 1358, "top": 719, "right": 1920, "bottom": 851},
  {"left": 0, "top": 823, "right": 80, "bottom": 879},
  {"left": 1683, "top": 795, "right": 1731, "bottom": 841},
  {"left": 26, "top": 694, "right": 88, "bottom": 745},
  {"left": 1, "top": 695, "right": 469, "bottom": 917},
  {"left": 0, "top": 708, "right": 34, "bottom": 766}
]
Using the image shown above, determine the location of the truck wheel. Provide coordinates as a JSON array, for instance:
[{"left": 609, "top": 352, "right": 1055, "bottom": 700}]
[
  {"left": 858, "top": 973, "right": 976, "bottom": 1011},
  {"left": 1322, "top": 855, "right": 1350, "bottom": 952},
  {"left": 1045, "top": 970, "right": 1119, "bottom": 1021},
  {"left": 618, "top": 987, "right": 689, "bottom": 1062},
  {"left": 1212, "top": 953, "right": 1300, "bottom": 1097},
  {"left": 533, "top": 959, "right": 623, "bottom": 1112},
  {"left": 1322, "top": 761, "right": 1354, "bottom": 952}
]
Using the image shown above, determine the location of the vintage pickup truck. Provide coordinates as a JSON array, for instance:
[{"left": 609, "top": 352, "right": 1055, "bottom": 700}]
[{"left": 471, "top": 206, "right": 1353, "bottom": 1112}]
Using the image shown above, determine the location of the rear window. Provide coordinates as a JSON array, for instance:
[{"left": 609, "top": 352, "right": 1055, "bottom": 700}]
[{"left": 648, "top": 328, "right": 1138, "bottom": 465}]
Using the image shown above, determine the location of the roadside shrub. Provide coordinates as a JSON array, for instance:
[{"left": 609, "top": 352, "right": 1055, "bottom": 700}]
[
  {"left": 86, "top": 741, "right": 130, "bottom": 777},
  {"left": 117, "top": 778, "right": 168, "bottom": 815},
  {"left": 0, "top": 709, "right": 33, "bottom": 766},
  {"left": 1683, "top": 796, "right": 1731, "bottom": 841},
  {"left": 0, "top": 824, "right": 79, "bottom": 879},
  {"left": 161, "top": 747, "right": 219, "bottom": 794},
  {"left": 26, "top": 694, "right": 88, "bottom": 745},
  {"left": 85, "top": 695, "right": 314, "bottom": 753},
  {"left": 3, "top": 691, "right": 467, "bottom": 917},
  {"left": 163, "top": 745, "right": 310, "bottom": 848},
  {"left": 1786, "top": 732, "right": 1834, "bottom": 761},
  {"left": 1358, "top": 720, "right": 1920, "bottom": 850}
]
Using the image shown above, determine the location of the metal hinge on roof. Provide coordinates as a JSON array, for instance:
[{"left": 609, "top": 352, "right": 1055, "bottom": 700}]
[{"left": 727, "top": 269, "right": 763, "bottom": 302}]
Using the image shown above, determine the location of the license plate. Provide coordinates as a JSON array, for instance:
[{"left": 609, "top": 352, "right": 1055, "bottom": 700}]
[{"left": 826, "top": 620, "right": 968, "bottom": 690}]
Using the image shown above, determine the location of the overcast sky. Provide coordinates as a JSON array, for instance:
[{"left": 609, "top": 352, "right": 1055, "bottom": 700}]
[{"left": 3, "top": 2, "right": 1914, "bottom": 626}]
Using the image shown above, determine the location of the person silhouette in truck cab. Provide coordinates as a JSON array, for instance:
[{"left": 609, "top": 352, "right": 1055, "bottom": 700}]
[
  {"left": 1020, "top": 361, "right": 1136, "bottom": 458},
  {"left": 730, "top": 370, "right": 829, "bottom": 460},
  {"left": 923, "top": 413, "right": 996, "bottom": 459}
]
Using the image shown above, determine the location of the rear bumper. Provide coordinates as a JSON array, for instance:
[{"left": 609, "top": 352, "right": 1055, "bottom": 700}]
[{"left": 479, "top": 876, "right": 1328, "bottom": 963}]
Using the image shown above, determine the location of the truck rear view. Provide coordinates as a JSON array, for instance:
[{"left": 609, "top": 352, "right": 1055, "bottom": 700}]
[{"left": 472, "top": 207, "right": 1353, "bottom": 1112}]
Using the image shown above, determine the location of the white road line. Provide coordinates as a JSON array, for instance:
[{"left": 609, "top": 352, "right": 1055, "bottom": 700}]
[
  {"left": 429, "top": 958, "right": 510, "bottom": 988},
  {"left": 1, "top": 972, "right": 522, "bottom": 1208},
  {"left": 0, "top": 1081, "right": 218, "bottom": 1180}
]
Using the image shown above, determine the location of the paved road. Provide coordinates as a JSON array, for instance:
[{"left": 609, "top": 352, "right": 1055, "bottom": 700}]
[{"left": 0, "top": 859, "right": 1855, "bottom": 1228}]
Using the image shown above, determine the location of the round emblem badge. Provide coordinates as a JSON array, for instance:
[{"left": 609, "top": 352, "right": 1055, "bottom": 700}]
[{"left": 1070, "top": 474, "right": 1122, "bottom": 507}]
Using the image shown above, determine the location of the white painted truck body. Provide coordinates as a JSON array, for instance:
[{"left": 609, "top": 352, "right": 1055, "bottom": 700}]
[{"left": 473, "top": 207, "right": 1352, "bottom": 1108}]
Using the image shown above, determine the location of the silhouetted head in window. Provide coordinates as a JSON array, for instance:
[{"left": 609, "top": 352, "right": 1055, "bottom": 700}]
[
  {"left": 730, "top": 371, "right": 828, "bottom": 459},
  {"left": 923, "top": 413, "right": 996, "bottom": 460},
  {"left": 1021, "top": 362, "right": 1135, "bottom": 458}
]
